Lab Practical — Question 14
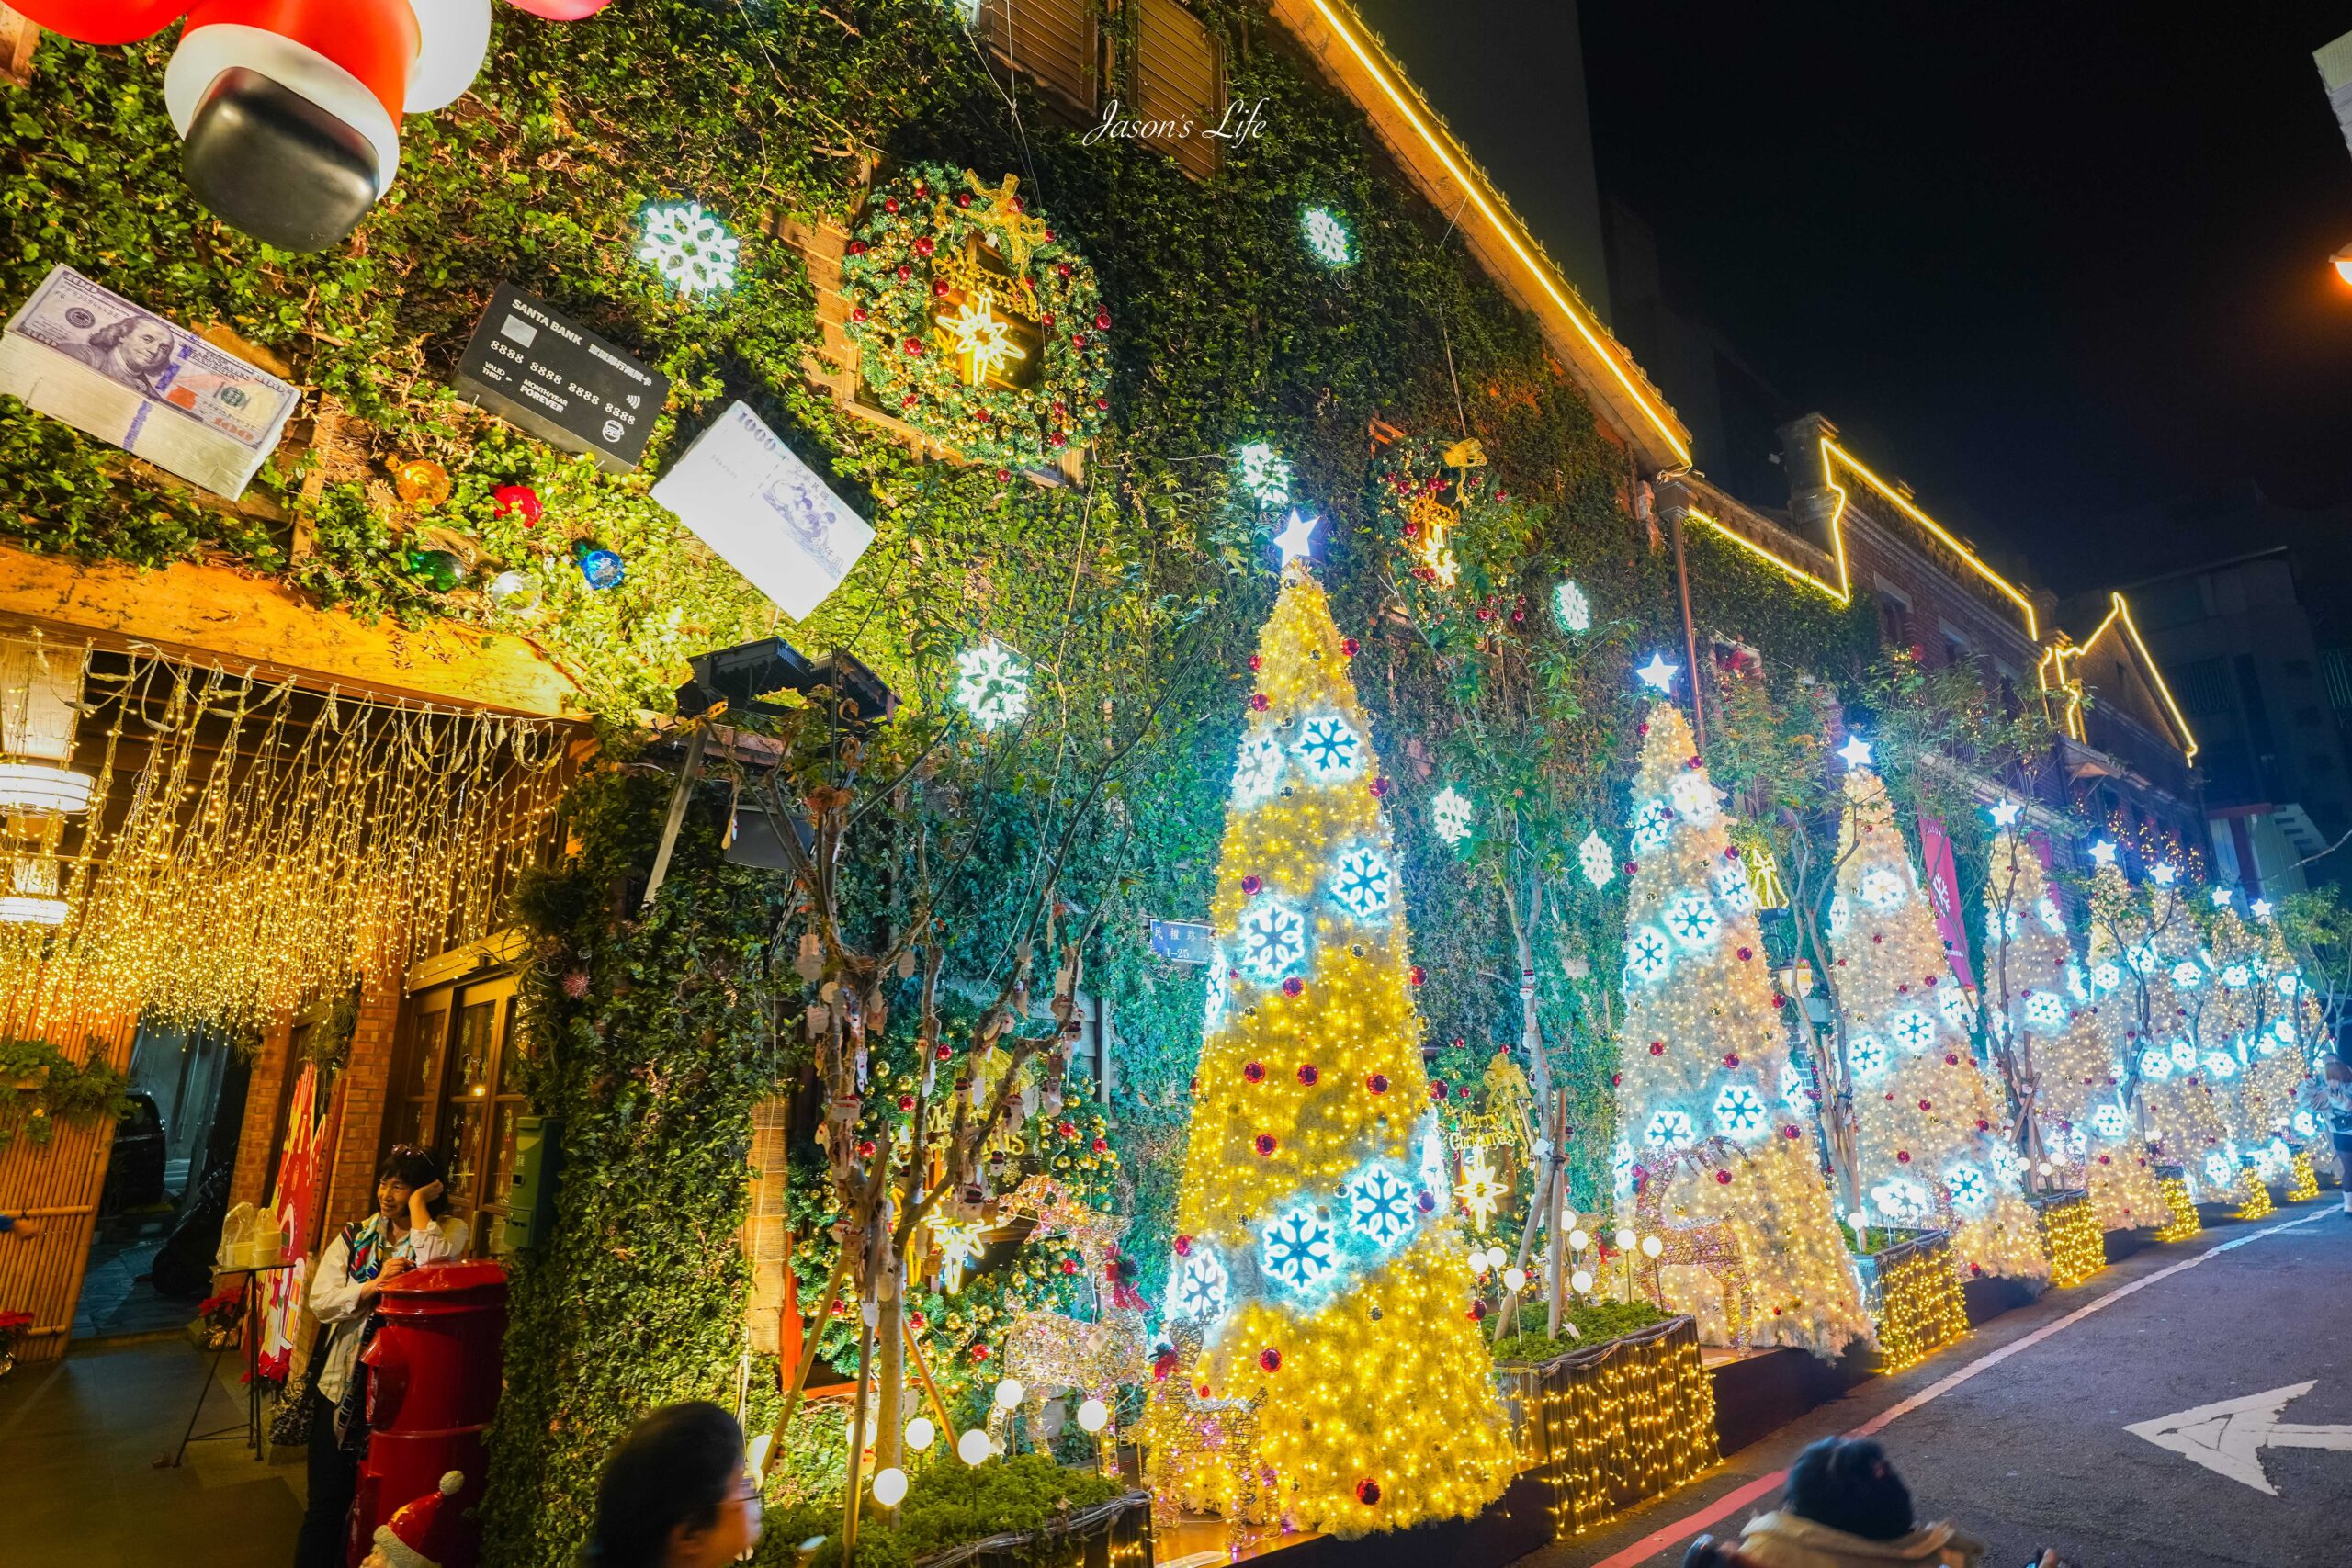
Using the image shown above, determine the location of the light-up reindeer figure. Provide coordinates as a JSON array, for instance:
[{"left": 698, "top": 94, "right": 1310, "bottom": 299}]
[
  {"left": 1140, "top": 1318, "right": 1271, "bottom": 1542},
  {"left": 988, "top": 1176, "right": 1150, "bottom": 1461},
  {"left": 1633, "top": 1140, "right": 1755, "bottom": 1349}
]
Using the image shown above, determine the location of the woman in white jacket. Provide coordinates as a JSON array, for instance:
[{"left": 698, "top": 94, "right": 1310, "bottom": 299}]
[{"left": 291, "top": 1145, "right": 469, "bottom": 1568}]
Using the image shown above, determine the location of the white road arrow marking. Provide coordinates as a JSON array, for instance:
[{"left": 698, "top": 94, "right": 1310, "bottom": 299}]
[{"left": 2125, "top": 1382, "right": 2352, "bottom": 1495}]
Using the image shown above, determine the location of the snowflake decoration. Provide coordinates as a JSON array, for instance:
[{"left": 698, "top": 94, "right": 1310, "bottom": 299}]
[
  {"left": 1781, "top": 1055, "right": 1814, "bottom": 1114},
  {"left": 2202, "top": 1152, "right": 2235, "bottom": 1190},
  {"left": 1669, "top": 772, "right": 1720, "bottom": 824},
  {"left": 1329, "top": 845, "right": 1395, "bottom": 923},
  {"left": 2251, "top": 954, "right": 2272, "bottom": 977},
  {"left": 2270, "top": 1020, "right": 2298, "bottom": 1049},
  {"left": 1430, "top": 786, "right": 1476, "bottom": 846},
  {"left": 1234, "top": 897, "right": 1308, "bottom": 984},
  {"left": 1201, "top": 950, "right": 1230, "bottom": 1036},
  {"left": 1858, "top": 867, "right": 1907, "bottom": 911},
  {"left": 2171, "top": 962, "right": 2202, "bottom": 989},
  {"left": 2221, "top": 964, "right": 2251, "bottom": 989},
  {"left": 1345, "top": 1164, "right": 1417, "bottom": 1248},
  {"left": 2023, "top": 991, "right": 2066, "bottom": 1031},
  {"left": 2256, "top": 1139, "right": 2291, "bottom": 1180},
  {"left": 1237, "top": 442, "right": 1293, "bottom": 507},
  {"left": 1888, "top": 1010, "right": 1937, "bottom": 1054},
  {"left": 2093, "top": 962, "right": 2122, "bottom": 993},
  {"left": 1992, "top": 908, "right": 2020, "bottom": 941},
  {"left": 1455, "top": 1146, "right": 1509, "bottom": 1227},
  {"left": 2277, "top": 972, "right": 2301, "bottom": 998},
  {"left": 1611, "top": 1140, "right": 1636, "bottom": 1197},
  {"left": 1295, "top": 713, "right": 1364, "bottom": 780},
  {"left": 2125, "top": 943, "right": 2157, "bottom": 976},
  {"left": 1871, "top": 1178, "right": 1934, "bottom": 1225},
  {"left": 1990, "top": 1145, "right": 2025, "bottom": 1186},
  {"left": 2038, "top": 895, "right": 2065, "bottom": 934},
  {"left": 2065, "top": 964, "right": 2090, "bottom": 1003},
  {"left": 1828, "top": 894, "right": 1852, "bottom": 940},
  {"left": 1644, "top": 1108, "right": 1698, "bottom": 1151},
  {"left": 929, "top": 1219, "right": 986, "bottom": 1293},
  {"left": 1170, "top": 1247, "right": 1230, "bottom": 1321},
  {"left": 2201, "top": 1052, "right": 2238, "bottom": 1080},
  {"left": 1301, "top": 206, "right": 1354, "bottom": 267},
  {"left": 1578, "top": 831, "right": 1616, "bottom": 889},
  {"left": 1944, "top": 1164, "right": 1989, "bottom": 1210},
  {"left": 638, "top": 200, "right": 740, "bottom": 295},
  {"left": 1937, "top": 987, "right": 1973, "bottom": 1031},
  {"left": 1230, "top": 734, "right": 1284, "bottom": 809},
  {"left": 1625, "top": 926, "right": 1672, "bottom": 984},
  {"left": 1629, "top": 796, "right": 1676, "bottom": 854},
  {"left": 2294, "top": 1109, "right": 2320, "bottom": 1139},
  {"left": 1554, "top": 579, "right": 1591, "bottom": 633},
  {"left": 1261, "top": 1208, "right": 1339, "bottom": 1292},
  {"left": 1662, "top": 892, "right": 1721, "bottom": 947},
  {"left": 2170, "top": 1040, "right": 2198, "bottom": 1071},
  {"left": 1713, "top": 858, "right": 1757, "bottom": 911},
  {"left": 1849, "top": 1033, "right": 1889, "bottom": 1078},
  {"left": 2091, "top": 1102, "right": 2129, "bottom": 1139},
  {"left": 1713, "top": 1083, "right": 1768, "bottom": 1139},
  {"left": 2138, "top": 1048, "right": 2173, "bottom": 1081},
  {"left": 955, "top": 638, "right": 1031, "bottom": 730},
  {"left": 935, "top": 289, "right": 1029, "bottom": 388}
]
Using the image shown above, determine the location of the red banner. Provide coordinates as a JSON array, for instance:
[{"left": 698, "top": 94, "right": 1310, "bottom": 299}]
[{"left": 1917, "top": 816, "right": 1976, "bottom": 989}]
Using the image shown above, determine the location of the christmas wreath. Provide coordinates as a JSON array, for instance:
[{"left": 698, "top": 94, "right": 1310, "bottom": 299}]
[
  {"left": 841, "top": 164, "right": 1111, "bottom": 472},
  {"left": 1371, "top": 434, "right": 1543, "bottom": 642}
]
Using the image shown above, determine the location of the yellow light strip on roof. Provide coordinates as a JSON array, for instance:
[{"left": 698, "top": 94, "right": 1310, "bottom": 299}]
[
  {"left": 1686, "top": 506, "right": 1850, "bottom": 604},
  {"left": 2109, "top": 593, "right": 2199, "bottom": 763},
  {"left": 1305, "top": 0, "right": 1691, "bottom": 466},
  {"left": 1822, "top": 439, "right": 2038, "bottom": 639},
  {"left": 2032, "top": 595, "right": 2197, "bottom": 762}
]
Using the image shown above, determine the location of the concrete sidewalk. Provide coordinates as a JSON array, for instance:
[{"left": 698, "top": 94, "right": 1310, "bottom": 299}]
[{"left": 0, "top": 1336, "right": 304, "bottom": 1567}]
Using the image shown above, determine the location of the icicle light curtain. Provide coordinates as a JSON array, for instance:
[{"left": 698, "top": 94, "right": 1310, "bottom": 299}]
[{"left": 0, "top": 640, "right": 568, "bottom": 1039}]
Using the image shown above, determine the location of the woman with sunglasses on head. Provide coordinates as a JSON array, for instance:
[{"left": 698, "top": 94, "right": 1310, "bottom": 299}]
[{"left": 291, "top": 1145, "right": 470, "bottom": 1568}]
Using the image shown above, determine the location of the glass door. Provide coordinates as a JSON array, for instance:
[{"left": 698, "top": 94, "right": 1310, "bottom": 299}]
[{"left": 439, "top": 976, "right": 519, "bottom": 1251}]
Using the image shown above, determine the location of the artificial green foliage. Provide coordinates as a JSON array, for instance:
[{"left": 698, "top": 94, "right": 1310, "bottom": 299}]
[
  {"left": 0, "top": 1036, "right": 134, "bottom": 1151},
  {"left": 761, "top": 1451, "right": 1128, "bottom": 1568},
  {"left": 1489, "top": 1297, "right": 1673, "bottom": 1364}
]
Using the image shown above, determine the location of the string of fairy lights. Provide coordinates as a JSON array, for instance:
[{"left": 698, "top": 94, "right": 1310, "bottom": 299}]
[{"left": 0, "top": 638, "right": 566, "bottom": 1038}]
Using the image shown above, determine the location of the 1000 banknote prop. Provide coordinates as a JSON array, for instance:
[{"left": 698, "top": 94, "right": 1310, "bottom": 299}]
[{"left": 1, "top": 265, "right": 300, "bottom": 499}]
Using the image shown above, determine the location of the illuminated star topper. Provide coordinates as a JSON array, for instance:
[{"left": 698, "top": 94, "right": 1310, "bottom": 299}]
[
  {"left": 1837, "top": 734, "right": 1874, "bottom": 770},
  {"left": 1634, "top": 652, "right": 1680, "bottom": 693},
  {"left": 1987, "top": 798, "right": 2022, "bottom": 829},
  {"left": 2087, "top": 840, "right": 2118, "bottom": 867},
  {"left": 2211, "top": 887, "right": 2234, "bottom": 908},
  {"left": 2149, "top": 863, "right": 2179, "bottom": 886},
  {"left": 1272, "top": 509, "right": 1320, "bottom": 569},
  {"left": 2252, "top": 898, "right": 2274, "bottom": 921}
]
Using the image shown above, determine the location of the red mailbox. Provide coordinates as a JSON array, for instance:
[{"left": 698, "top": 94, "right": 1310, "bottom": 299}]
[{"left": 346, "top": 1258, "right": 508, "bottom": 1568}]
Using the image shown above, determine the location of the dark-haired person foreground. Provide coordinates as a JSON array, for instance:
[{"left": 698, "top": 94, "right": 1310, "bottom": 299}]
[
  {"left": 1678, "top": 1437, "right": 2084, "bottom": 1568},
  {"left": 582, "top": 1402, "right": 763, "bottom": 1568},
  {"left": 291, "top": 1146, "right": 470, "bottom": 1568}
]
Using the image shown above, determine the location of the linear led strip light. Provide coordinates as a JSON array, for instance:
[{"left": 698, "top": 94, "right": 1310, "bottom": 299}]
[
  {"left": 1300, "top": 0, "right": 1691, "bottom": 467},
  {"left": 2036, "top": 593, "right": 2199, "bottom": 764},
  {"left": 1822, "top": 439, "right": 2038, "bottom": 639}
]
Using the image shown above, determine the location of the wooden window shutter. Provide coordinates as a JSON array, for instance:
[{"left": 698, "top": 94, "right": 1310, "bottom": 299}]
[
  {"left": 1134, "top": 0, "right": 1221, "bottom": 179},
  {"left": 978, "top": 0, "right": 1100, "bottom": 118}
]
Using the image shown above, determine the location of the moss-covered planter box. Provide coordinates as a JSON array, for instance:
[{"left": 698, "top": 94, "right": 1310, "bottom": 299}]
[
  {"left": 909, "top": 1489, "right": 1152, "bottom": 1568},
  {"left": 1849, "top": 1228, "right": 1968, "bottom": 1371},
  {"left": 1493, "top": 1314, "right": 1718, "bottom": 1537},
  {"left": 2030, "top": 1190, "right": 2107, "bottom": 1286}
]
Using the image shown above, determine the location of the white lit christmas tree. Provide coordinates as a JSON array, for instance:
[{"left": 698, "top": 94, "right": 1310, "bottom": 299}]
[
  {"left": 2085, "top": 852, "right": 2230, "bottom": 1192},
  {"left": 1828, "top": 763, "right": 2045, "bottom": 1281},
  {"left": 1978, "top": 810, "right": 2165, "bottom": 1229},
  {"left": 1611, "top": 691, "right": 1871, "bottom": 1357},
  {"left": 1159, "top": 547, "right": 1511, "bottom": 1537},
  {"left": 2200, "top": 891, "right": 2314, "bottom": 1179}
]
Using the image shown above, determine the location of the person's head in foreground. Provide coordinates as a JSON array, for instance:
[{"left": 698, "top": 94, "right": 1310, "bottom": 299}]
[
  {"left": 1731, "top": 1437, "right": 1987, "bottom": 1567},
  {"left": 584, "top": 1402, "right": 763, "bottom": 1568}
]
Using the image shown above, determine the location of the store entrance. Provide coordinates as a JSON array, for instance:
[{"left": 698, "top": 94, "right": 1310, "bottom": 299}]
[{"left": 383, "top": 971, "right": 527, "bottom": 1256}]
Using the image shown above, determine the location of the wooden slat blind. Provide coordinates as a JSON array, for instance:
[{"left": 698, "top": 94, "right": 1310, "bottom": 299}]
[
  {"left": 978, "top": 0, "right": 1099, "bottom": 117},
  {"left": 1135, "top": 0, "right": 1221, "bottom": 179}
]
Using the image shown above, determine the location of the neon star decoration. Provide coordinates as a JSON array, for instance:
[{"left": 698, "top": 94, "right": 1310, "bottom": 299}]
[
  {"left": 929, "top": 1218, "right": 986, "bottom": 1293},
  {"left": 1837, "top": 734, "right": 1874, "bottom": 770},
  {"left": 1231, "top": 734, "right": 1285, "bottom": 808},
  {"left": 2252, "top": 898, "right": 2273, "bottom": 920},
  {"left": 2211, "top": 887, "right": 2235, "bottom": 908},
  {"left": 1328, "top": 845, "right": 1395, "bottom": 923},
  {"left": 1234, "top": 897, "right": 1308, "bottom": 984},
  {"left": 1295, "top": 714, "right": 1364, "bottom": 779},
  {"left": 1237, "top": 442, "right": 1294, "bottom": 507},
  {"left": 2088, "top": 840, "right": 2118, "bottom": 867},
  {"left": 1300, "top": 206, "right": 1355, "bottom": 267},
  {"left": 1261, "top": 1208, "right": 1339, "bottom": 1292},
  {"left": 1272, "top": 509, "right": 1321, "bottom": 568},
  {"left": 1635, "top": 652, "right": 1680, "bottom": 692},
  {"left": 1554, "top": 580, "right": 1591, "bottom": 633},
  {"left": 1344, "top": 1164, "right": 1416, "bottom": 1247},
  {"left": 2149, "top": 863, "right": 2179, "bottom": 886},
  {"left": 1712, "top": 1083, "right": 1768, "bottom": 1138},
  {"left": 934, "top": 288, "right": 1029, "bottom": 388},
  {"left": 1987, "top": 798, "right": 2022, "bottom": 828},
  {"left": 1430, "top": 786, "right": 1475, "bottom": 845},
  {"left": 1577, "top": 830, "right": 1615, "bottom": 888},
  {"left": 1643, "top": 1108, "right": 1697, "bottom": 1151},
  {"left": 1454, "top": 1147, "right": 1509, "bottom": 1227},
  {"left": 955, "top": 638, "right": 1031, "bottom": 729},
  {"left": 638, "top": 200, "right": 741, "bottom": 295}
]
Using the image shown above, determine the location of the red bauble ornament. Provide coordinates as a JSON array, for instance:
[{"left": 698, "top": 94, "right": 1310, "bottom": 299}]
[
  {"left": 1649, "top": 1041, "right": 1666, "bottom": 1056},
  {"left": 1259, "top": 1348, "right": 1282, "bottom": 1372},
  {"left": 1467, "top": 1302, "right": 1487, "bottom": 1322},
  {"left": 1366, "top": 1073, "right": 1389, "bottom": 1094},
  {"left": 1253, "top": 1134, "right": 1277, "bottom": 1156},
  {"left": 1356, "top": 1479, "right": 1383, "bottom": 1506},
  {"left": 1060, "top": 1258, "right": 1080, "bottom": 1274},
  {"left": 1896, "top": 1150, "right": 1912, "bottom": 1163},
  {"left": 1976, "top": 1119, "right": 1990, "bottom": 1131},
  {"left": 1174, "top": 1235, "right": 1193, "bottom": 1257},
  {"left": 1296, "top": 1064, "right": 1319, "bottom": 1086},
  {"left": 1342, "top": 637, "right": 1360, "bottom": 656},
  {"left": 1248, "top": 654, "right": 1262, "bottom": 671},
  {"left": 1409, "top": 965, "right": 1426, "bottom": 986},
  {"left": 935, "top": 1043, "right": 953, "bottom": 1061},
  {"left": 1715, "top": 1170, "right": 1733, "bottom": 1185},
  {"left": 1283, "top": 976, "right": 1305, "bottom": 998},
  {"left": 1094, "top": 310, "right": 1111, "bottom": 330},
  {"left": 856, "top": 1138, "right": 876, "bottom": 1157},
  {"left": 1242, "top": 874, "right": 1263, "bottom": 895},
  {"left": 1250, "top": 693, "right": 1270, "bottom": 712},
  {"left": 902, "top": 336, "right": 922, "bottom": 355},
  {"left": 897, "top": 1093, "right": 916, "bottom": 1111},
  {"left": 1737, "top": 947, "right": 1754, "bottom": 962},
  {"left": 492, "top": 484, "right": 542, "bottom": 525},
  {"left": 847, "top": 239, "right": 868, "bottom": 255},
  {"left": 1056, "top": 1119, "right": 1078, "bottom": 1139},
  {"left": 1724, "top": 1053, "right": 1741, "bottom": 1067},
  {"left": 1918, "top": 1100, "right": 1933, "bottom": 1111},
  {"left": 1091, "top": 1136, "right": 1109, "bottom": 1152},
  {"left": 1243, "top": 1061, "right": 1265, "bottom": 1083},
  {"left": 1418, "top": 1190, "right": 1438, "bottom": 1212},
  {"left": 1784, "top": 1125, "right": 1804, "bottom": 1139}
]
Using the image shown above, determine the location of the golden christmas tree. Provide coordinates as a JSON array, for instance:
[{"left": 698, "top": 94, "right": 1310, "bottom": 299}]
[
  {"left": 1611, "top": 691, "right": 1871, "bottom": 1357},
  {"left": 1160, "top": 549, "right": 1510, "bottom": 1537},
  {"left": 1978, "top": 811, "right": 2165, "bottom": 1229},
  {"left": 1828, "top": 765, "right": 2045, "bottom": 1280}
]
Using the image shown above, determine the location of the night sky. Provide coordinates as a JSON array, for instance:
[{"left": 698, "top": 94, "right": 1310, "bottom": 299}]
[{"left": 1352, "top": 2, "right": 2352, "bottom": 594}]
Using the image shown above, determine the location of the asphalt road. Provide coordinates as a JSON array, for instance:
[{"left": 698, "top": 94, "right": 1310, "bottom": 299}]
[{"left": 1532, "top": 1197, "right": 2352, "bottom": 1568}]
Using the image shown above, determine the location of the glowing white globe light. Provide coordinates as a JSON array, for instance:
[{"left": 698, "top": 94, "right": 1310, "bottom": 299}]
[
  {"left": 1077, "top": 1398, "right": 1110, "bottom": 1434},
  {"left": 993, "top": 1378, "right": 1024, "bottom": 1410},
  {"left": 871, "top": 1467, "right": 908, "bottom": 1507},
  {"left": 903, "top": 1417, "right": 935, "bottom": 1452},
  {"left": 957, "top": 1428, "right": 992, "bottom": 1466},
  {"left": 1502, "top": 1266, "right": 1528, "bottom": 1292},
  {"left": 1567, "top": 1228, "right": 1590, "bottom": 1252},
  {"left": 1639, "top": 1235, "right": 1664, "bottom": 1258},
  {"left": 1570, "top": 1269, "right": 1594, "bottom": 1292},
  {"left": 1614, "top": 1228, "right": 1636, "bottom": 1251}
]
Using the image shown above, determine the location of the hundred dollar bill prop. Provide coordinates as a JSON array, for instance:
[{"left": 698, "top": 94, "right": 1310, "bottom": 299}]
[{"left": 1, "top": 265, "right": 300, "bottom": 500}]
